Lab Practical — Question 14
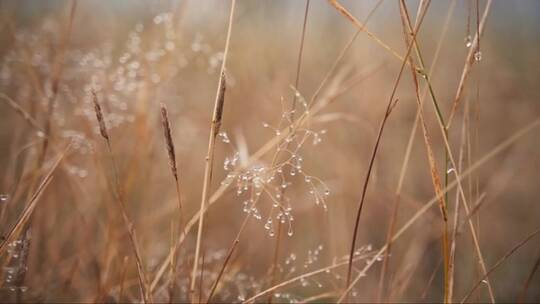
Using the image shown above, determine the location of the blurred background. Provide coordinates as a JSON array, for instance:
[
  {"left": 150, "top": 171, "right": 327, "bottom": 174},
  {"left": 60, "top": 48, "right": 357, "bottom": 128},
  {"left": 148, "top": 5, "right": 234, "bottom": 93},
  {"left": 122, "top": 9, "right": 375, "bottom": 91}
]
[{"left": 0, "top": 0, "right": 539, "bottom": 302}]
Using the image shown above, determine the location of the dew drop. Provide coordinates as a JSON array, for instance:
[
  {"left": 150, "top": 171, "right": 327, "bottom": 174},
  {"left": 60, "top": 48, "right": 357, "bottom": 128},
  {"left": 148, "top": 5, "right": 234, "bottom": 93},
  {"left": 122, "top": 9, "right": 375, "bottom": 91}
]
[
  {"left": 78, "top": 170, "right": 88, "bottom": 178},
  {"left": 474, "top": 51, "right": 482, "bottom": 62},
  {"left": 464, "top": 35, "right": 472, "bottom": 48},
  {"left": 0, "top": 194, "right": 9, "bottom": 203},
  {"left": 153, "top": 15, "right": 163, "bottom": 24},
  {"left": 218, "top": 131, "right": 230, "bottom": 143},
  {"left": 165, "top": 41, "right": 175, "bottom": 51}
]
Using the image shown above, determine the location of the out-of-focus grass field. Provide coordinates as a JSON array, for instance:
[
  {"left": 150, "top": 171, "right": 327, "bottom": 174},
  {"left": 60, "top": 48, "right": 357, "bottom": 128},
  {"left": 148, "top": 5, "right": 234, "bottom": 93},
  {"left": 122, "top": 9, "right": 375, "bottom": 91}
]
[{"left": 0, "top": 0, "right": 539, "bottom": 303}]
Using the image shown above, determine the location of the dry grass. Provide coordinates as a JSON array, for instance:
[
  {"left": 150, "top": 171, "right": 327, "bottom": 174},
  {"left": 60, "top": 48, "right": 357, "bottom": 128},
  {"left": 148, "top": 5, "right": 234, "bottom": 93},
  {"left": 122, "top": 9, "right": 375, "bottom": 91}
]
[{"left": 0, "top": 0, "right": 539, "bottom": 303}]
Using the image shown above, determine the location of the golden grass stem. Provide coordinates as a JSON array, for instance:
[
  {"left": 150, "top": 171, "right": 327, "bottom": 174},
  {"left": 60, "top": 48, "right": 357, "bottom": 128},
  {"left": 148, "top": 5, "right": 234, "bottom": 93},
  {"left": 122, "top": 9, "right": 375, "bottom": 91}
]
[
  {"left": 0, "top": 93, "right": 44, "bottom": 132},
  {"left": 447, "top": 97, "right": 471, "bottom": 302},
  {"left": 338, "top": 117, "right": 540, "bottom": 303},
  {"left": 159, "top": 102, "right": 186, "bottom": 302},
  {"left": 92, "top": 91, "right": 151, "bottom": 303},
  {"left": 397, "top": 1, "right": 452, "bottom": 302},
  {"left": 377, "top": 2, "right": 456, "bottom": 300},
  {"left": 190, "top": 0, "right": 236, "bottom": 300},
  {"left": 396, "top": 0, "right": 496, "bottom": 301},
  {"left": 39, "top": 0, "right": 77, "bottom": 166},
  {"left": 242, "top": 117, "right": 540, "bottom": 303},
  {"left": 461, "top": 227, "right": 540, "bottom": 303},
  {"left": 446, "top": 0, "right": 493, "bottom": 128},
  {"left": 268, "top": 2, "right": 310, "bottom": 303},
  {"left": 343, "top": 2, "right": 430, "bottom": 300},
  {"left": 517, "top": 250, "right": 540, "bottom": 303},
  {"left": 310, "top": 0, "right": 384, "bottom": 108},
  {"left": 207, "top": 212, "right": 251, "bottom": 303},
  {"left": 326, "top": 0, "right": 421, "bottom": 72},
  {"left": 150, "top": 67, "right": 378, "bottom": 293},
  {"left": 0, "top": 145, "right": 69, "bottom": 256}
]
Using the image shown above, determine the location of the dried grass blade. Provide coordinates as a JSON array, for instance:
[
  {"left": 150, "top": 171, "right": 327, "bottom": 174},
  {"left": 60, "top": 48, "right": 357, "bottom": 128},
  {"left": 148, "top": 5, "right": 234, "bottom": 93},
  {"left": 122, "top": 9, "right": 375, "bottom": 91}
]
[{"left": 0, "top": 144, "right": 69, "bottom": 256}]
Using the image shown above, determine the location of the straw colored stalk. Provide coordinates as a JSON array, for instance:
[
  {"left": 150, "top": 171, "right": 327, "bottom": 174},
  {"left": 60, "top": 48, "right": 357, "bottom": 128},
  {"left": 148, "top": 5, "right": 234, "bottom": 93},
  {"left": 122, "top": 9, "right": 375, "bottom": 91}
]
[{"left": 92, "top": 90, "right": 152, "bottom": 303}]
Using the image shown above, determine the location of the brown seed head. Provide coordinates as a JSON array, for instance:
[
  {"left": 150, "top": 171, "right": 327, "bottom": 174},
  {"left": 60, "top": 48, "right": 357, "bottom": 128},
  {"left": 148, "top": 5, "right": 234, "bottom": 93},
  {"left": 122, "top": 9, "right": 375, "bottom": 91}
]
[
  {"left": 91, "top": 89, "right": 109, "bottom": 141},
  {"left": 160, "top": 103, "right": 178, "bottom": 180}
]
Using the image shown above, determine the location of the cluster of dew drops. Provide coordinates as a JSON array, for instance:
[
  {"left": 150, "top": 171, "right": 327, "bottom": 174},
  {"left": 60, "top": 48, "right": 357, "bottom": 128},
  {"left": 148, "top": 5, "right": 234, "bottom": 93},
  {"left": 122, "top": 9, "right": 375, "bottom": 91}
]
[
  {"left": 269, "top": 243, "right": 377, "bottom": 302},
  {"left": 219, "top": 90, "right": 330, "bottom": 238},
  {"left": 78, "top": 11, "right": 227, "bottom": 132},
  {"left": 0, "top": 20, "right": 97, "bottom": 179},
  {"left": 1, "top": 229, "right": 31, "bottom": 294},
  {"left": 464, "top": 35, "right": 482, "bottom": 62}
]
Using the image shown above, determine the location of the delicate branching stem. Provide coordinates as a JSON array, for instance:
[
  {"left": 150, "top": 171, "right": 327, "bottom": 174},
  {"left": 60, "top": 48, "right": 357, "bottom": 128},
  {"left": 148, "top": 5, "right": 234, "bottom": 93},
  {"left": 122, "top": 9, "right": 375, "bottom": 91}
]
[
  {"left": 244, "top": 253, "right": 374, "bottom": 303},
  {"left": 245, "top": 118, "right": 538, "bottom": 304},
  {"left": 150, "top": 68, "right": 369, "bottom": 292},
  {"left": 268, "top": 2, "right": 310, "bottom": 303}
]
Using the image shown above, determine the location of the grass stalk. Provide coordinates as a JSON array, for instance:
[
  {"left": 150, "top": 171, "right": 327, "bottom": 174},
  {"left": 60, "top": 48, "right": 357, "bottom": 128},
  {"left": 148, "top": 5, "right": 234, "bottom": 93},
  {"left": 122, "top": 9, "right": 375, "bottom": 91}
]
[
  {"left": 268, "top": 2, "right": 310, "bottom": 303},
  {"left": 397, "top": 1, "right": 496, "bottom": 301},
  {"left": 247, "top": 116, "right": 539, "bottom": 303},
  {"left": 376, "top": 2, "right": 456, "bottom": 301},
  {"left": 517, "top": 249, "right": 540, "bottom": 303},
  {"left": 397, "top": 2, "right": 453, "bottom": 302},
  {"left": 92, "top": 91, "right": 152, "bottom": 303},
  {"left": 343, "top": 2, "right": 430, "bottom": 300},
  {"left": 190, "top": 0, "right": 236, "bottom": 300},
  {"left": 159, "top": 102, "right": 185, "bottom": 302},
  {"left": 447, "top": 0, "right": 493, "bottom": 128},
  {"left": 0, "top": 145, "right": 69, "bottom": 256},
  {"left": 461, "top": 227, "right": 540, "bottom": 303},
  {"left": 338, "top": 117, "right": 540, "bottom": 302}
]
